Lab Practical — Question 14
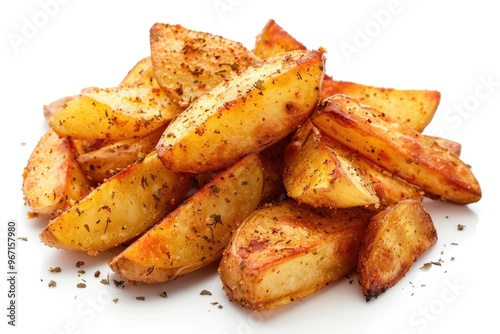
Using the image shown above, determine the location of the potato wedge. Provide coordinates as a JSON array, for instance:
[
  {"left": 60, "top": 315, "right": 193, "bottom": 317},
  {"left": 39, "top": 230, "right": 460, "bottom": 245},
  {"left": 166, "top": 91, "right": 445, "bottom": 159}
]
[
  {"left": 156, "top": 49, "right": 325, "bottom": 174},
  {"left": 119, "top": 56, "right": 159, "bottom": 88},
  {"left": 76, "top": 125, "right": 166, "bottom": 183},
  {"left": 428, "top": 136, "right": 461, "bottom": 157},
  {"left": 253, "top": 19, "right": 306, "bottom": 59},
  {"left": 22, "top": 129, "right": 92, "bottom": 219},
  {"left": 39, "top": 152, "right": 193, "bottom": 255},
  {"left": 219, "top": 199, "right": 373, "bottom": 311},
  {"left": 49, "top": 85, "right": 181, "bottom": 141},
  {"left": 357, "top": 199, "right": 437, "bottom": 301},
  {"left": 108, "top": 153, "right": 264, "bottom": 284},
  {"left": 150, "top": 23, "right": 260, "bottom": 108},
  {"left": 320, "top": 80, "right": 440, "bottom": 132},
  {"left": 283, "top": 119, "right": 379, "bottom": 209},
  {"left": 311, "top": 94, "right": 481, "bottom": 204}
]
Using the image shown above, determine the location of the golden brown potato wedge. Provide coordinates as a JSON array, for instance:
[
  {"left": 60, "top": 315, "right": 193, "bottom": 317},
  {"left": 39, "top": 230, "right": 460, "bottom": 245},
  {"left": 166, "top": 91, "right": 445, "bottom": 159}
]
[
  {"left": 283, "top": 119, "right": 380, "bottom": 209},
  {"left": 311, "top": 94, "right": 481, "bottom": 204},
  {"left": 119, "top": 56, "right": 159, "bottom": 88},
  {"left": 320, "top": 80, "right": 440, "bottom": 132},
  {"left": 108, "top": 153, "right": 264, "bottom": 284},
  {"left": 219, "top": 199, "right": 373, "bottom": 311},
  {"left": 22, "top": 129, "right": 93, "bottom": 219},
  {"left": 39, "top": 152, "right": 193, "bottom": 255},
  {"left": 357, "top": 199, "right": 437, "bottom": 301},
  {"left": 76, "top": 125, "right": 166, "bottom": 183},
  {"left": 150, "top": 23, "right": 260, "bottom": 108},
  {"left": 49, "top": 85, "right": 181, "bottom": 141},
  {"left": 428, "top": 136, "right": 461, "bottom": 157},
  {"left": 253, "top": 19, "right": 306, "bottom": 59},
  {"left": 156, "top": 49, "right": 325, "bottom": 174}
]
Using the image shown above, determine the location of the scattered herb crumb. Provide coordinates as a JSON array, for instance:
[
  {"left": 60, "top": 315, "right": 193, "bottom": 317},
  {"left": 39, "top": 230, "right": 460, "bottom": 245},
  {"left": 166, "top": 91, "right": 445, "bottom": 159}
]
[
  {"left": 113, "top": 279, "right": 125, "bottom": 288},
  {"left": 200, "top": 289, "right": 212, "bottom": 296},
  {"left": 78, "top": 270, "right": 86, "bottom": 276},
  {"left": 18, "top": 237, "right": 28, "bottom": 241},
  {"left": 113, "top": 298, "right": 119, "bottom": 304},
  {"left": 100, "top": 278, "right": 109, "bottom": 285},
  {"left": 218, "top": 305, "right": 223, "bottom": 309},
  {"left": 457, "top": 224, "right": 465, "bottom": 231},
  {"left": 49, "top": 266, "right": 62, "bottom": 273},
  {"left": 136, "top": 296, "right": 145, "bottom": 301},
  {"left": 94, "top": 270, "right": 101, "bottom": 278},
  {"left": 160, "top": 291, "right": 168, "bottom": 298},
  {"left": 451, "top": 242, "right": 459, "bottom": 245},
  {"left": 420, "top": 262, "right": 433, "bottom": 270},
  {"left": 76, "top": 261, "right": 85, "bottom": 268},
  {"left": 77, "top": 283, "right": 87, "bottom": 289},
  {"left": 48, "top": 280, "right": 57, "bottom": 287}
]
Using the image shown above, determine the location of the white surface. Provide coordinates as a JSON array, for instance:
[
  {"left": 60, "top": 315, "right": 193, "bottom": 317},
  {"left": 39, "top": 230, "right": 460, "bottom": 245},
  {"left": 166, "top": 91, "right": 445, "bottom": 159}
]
[{"left": 1, "top": 1, "right": 498, "bottom": 333}]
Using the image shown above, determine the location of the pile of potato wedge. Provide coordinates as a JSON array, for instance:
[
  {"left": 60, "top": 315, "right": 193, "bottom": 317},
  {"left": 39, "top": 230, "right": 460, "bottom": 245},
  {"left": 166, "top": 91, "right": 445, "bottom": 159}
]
[{"left": 23, "top": 19, "right": 481, "bottom": 311}]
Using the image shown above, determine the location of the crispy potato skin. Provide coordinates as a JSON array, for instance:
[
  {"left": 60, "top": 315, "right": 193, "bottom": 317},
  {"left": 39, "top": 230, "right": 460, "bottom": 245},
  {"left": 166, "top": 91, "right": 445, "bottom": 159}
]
[
  {"left": 39, "top": 152, "right": 193, "bottom": 255},
  {"left": 219, "top": 199, "right": 373, "bottom": 311},
  {"left": 22, "top": 129, "right": 92, "bottom": 219},
  {"left": 150, "top": 23, "right": 260, "bottom": 108},
  {"left": 320, "top": 80, "right": 440, "bottom": 132},
  {"left": 311, "top": 94, "right": 481, "bottom": 204},
  {"left": 156, "top": 49, "right": 325, "bottom": 174},
  {"left": 108, "top": 153, "right": 264, "bottom": 284},
  {"left": 357, "top": 199, "right": 437, "bottom": 301}
]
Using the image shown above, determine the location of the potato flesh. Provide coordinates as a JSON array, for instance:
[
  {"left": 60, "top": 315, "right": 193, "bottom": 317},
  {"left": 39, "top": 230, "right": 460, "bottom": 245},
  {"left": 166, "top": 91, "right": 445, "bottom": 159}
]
[
  {"left": 156, "top": 49, "right": 325, "bottom": 173},
  {"left": 39, "top": 152, "right": 193, "bottom": 255},
  {"left": 283, "top": 120, "right": 379, "bottom": 208},
  {"left": 311, "top": 94, "right": 481, "bottom": 204},
  {"left": 108, "top": 153, "right": 264, "bottom": 284},
  {"left": 357, "top": 199, "right": 437, "bottom": 301},
  {"left": 49, "top": 85, "right": 181, "bottom": 141},
  {"left": 219, "top": 199, "right": 372, "bottom": 311},
  {"left": 22, "top": 128, "right": 92, "bottom": 218}
]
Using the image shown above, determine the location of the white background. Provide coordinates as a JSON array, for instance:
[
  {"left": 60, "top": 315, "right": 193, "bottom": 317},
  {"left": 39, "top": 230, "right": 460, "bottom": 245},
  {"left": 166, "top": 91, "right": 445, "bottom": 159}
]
[{"left": 1, "top": 1, "right": 498, "bottom": 333}]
